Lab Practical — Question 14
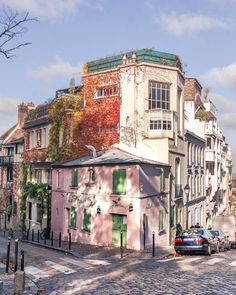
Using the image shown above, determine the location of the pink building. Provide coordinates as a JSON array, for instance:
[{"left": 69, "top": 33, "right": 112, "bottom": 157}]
[{"left": 51, "top": 147, "right": 170, "bottom": 250}]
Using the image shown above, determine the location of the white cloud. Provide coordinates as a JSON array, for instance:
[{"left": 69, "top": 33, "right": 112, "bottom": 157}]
[
  {"left": 0, "top": 0, "right": 103, "bottom": 18},
  {"left": 29, "top": 56, "right": 82, "bottom": 81},
  {"left": 0, "top": 97, "right": 19, "bottom": 115},
  {"left": 202, "top": 63, "right": 236, "bottom": 92},
  {"left": 157, "top": 13, "right": 231, "bottom": 37},
  {"left": 210, "top": 93, "right": 236, "bottom": 129}
]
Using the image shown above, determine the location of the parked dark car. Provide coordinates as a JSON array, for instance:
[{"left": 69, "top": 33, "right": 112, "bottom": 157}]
[
  {"left": 175, "top": 228, "right": 219, "bottom": 255},
  {"left": 210, "top": 229, "right": 231, "bottom": 251}
]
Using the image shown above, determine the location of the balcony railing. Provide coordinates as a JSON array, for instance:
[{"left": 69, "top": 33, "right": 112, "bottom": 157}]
[{"left": 0, "top": 156, "right": 13, "bottom": 167}]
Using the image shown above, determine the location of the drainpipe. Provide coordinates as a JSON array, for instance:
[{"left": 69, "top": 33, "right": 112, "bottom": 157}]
[{"left": 85, "top": 145, "right": 97, "bottom": 158}]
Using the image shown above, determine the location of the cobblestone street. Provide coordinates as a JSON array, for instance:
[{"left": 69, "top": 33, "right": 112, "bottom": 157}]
[{"left": 1, "top": 235, "right": 236, "bottom": 294}]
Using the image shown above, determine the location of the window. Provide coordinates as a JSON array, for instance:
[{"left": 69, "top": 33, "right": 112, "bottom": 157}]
[
  {"left": 89, "top": 168, "right": 96, "bottom": 183},
  {"left": 56, "top": 170, "right": 61, "bottom": 189},
  {"left": 96, "top": 85, "right": 117, "bottom": 98},
  {"left": 36, "top": 129, "right": 42, "bottom": 148},
  {"left": 71, "top": 169, "right": 78, "bottom": 187},
  {"left": 70, "top": 207, "right": 77, "bottom": 228},
  {"left": 15, "top": 144, "right": 23, "bottom": 155},
  {"left": 36, "top": 203, "right": 42, "bottom": 223},
  {"left": 113, "top": 169, "right": 126, "bottom": 195},
  {"left": 149, "top": 112, "right": 172, "bottom": 130},
  {"left": 149, "top": 81, "right": 170, "bottom": 110},
  {"left": 159, "top": 209, "right": 164, "bottom": 231},
  {"left": 28, "top": 202, "right": 32, "bottom": 220},
  {"left": 35, "top": 169, "right": 42, "bottom": 184},
  {"left": 83, "top": 209, "right": 91, "bottom": 232},
  {"left": 7, "top": 167, "right": 13, "bottom": 181},
  {"left": 206, "top": 138, "right": 212, "bottom": 149}
]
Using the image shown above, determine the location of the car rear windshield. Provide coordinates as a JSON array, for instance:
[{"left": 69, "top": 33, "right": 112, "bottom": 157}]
[
  {"left": 182, "top": 229, "right": 204, "bottom": 236},
  {"left": 210, "top": 230, "right": 219, "bottom": 236}
]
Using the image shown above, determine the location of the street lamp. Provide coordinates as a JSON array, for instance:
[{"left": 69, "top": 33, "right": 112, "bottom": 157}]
[{"left": 184, "top": 184, "right": 190, "bottom": 203}]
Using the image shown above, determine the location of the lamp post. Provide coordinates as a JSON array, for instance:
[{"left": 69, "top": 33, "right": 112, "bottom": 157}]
[{"left": 184, "top": 184, "right": 190, "bottom": 203}]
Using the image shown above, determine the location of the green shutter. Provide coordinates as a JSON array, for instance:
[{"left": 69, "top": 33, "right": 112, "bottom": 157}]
[
  {"left": 113, "top": 169, "right": 126, "bottom": 194},
  {"left": 71, "top": 169, "right": 78, "bottom": 187},
  {"left": 159, "top": 210, "right": 164, "bottom": 232},
  {"left": 83, "top": 209, "right": 91, "bottom": 232},
  {"left": 70, "top": 207, "right": 77, "bottom": 228}
]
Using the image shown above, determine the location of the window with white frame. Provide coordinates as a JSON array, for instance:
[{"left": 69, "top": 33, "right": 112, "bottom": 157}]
[
  {"left": 148, "top": 81, "right": 170, "bottom": 110},
  {"left": 149, "top": 112, "right": 171, "bottom": 130},
  {"left": 96, "top": 85, "right": 118, "bottom": 98}
]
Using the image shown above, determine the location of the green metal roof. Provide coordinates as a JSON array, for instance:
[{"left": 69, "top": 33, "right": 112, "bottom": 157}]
[{"left": 86, "top": 49, "right": 182, "bottom": 73}]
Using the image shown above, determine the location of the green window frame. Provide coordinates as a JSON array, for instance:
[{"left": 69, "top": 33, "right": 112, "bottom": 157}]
[
  {"left": 71, "top": 169, "right": 78, "bottom": 187},
  {"left": 83, "top": 209, "right": 91, "bottom": 232},
  {"left": 160, "top": 172, "right": 165, "bottom": 192},
  {"left": 70, "top": 207, "right": 77, "bottom": 228},
  {"left": 113, "top": 169, "right": 126, "bottom": 195},
  {"left": 159, "top": 209, "right": 164, "bottom": 232}
]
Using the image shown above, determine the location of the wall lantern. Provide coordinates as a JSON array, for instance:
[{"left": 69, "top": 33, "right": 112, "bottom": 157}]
[
  {"left": 128, "top": 203, "right": 133, "bottom": 212},
  {"left": 184, "top": 184, "right": 190, "bottom": 201},
  {"left": 97, "top": 205, "right": 101, "bottom": 214}
]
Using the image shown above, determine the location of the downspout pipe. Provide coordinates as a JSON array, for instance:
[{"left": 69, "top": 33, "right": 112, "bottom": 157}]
[{"left": 85, "top": 145, "right": 97, "bottom": 158}]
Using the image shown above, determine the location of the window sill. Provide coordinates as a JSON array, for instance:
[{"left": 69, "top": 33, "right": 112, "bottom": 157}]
[{"left": 70, "top": 186, "right": 78, "bottom": 189}]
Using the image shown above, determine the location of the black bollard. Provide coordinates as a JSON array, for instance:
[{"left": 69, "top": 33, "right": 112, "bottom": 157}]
[
  {"left": 44, "top": 233, "right": 46, "bottom": 245},
  {"left": 152, "top": 231, "right": 155, "bottom": 257},
  {"left": 32, "top": 229, "right": 34, "bottom": 242},
  {"left": 14, "top": 239, "right": 19, "bottom": 272},
  {"left": 120, "top": 232, "right": 123, "bottom": 258},
  {"left": 51, "top": 231, "right": 54, "bottom": 247},
  {"left": 20, "top": 250, "right": 24, "bottom": 271},
  {"left": 5, "top": 237, "right": 11, "bottom": 273},
  {"left": 26, "top": 229, "right": 29, "bottom": 241},
  {"left": 69, "top": 232, "right": 71, "bottom": 250},
  {"left": 59, "top": 232, "right": 61, "bottom": 248}
]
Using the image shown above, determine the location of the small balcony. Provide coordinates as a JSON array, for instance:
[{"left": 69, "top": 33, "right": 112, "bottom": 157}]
[{"left": 0, "top": 156, "right": 13, "bottom": 167}]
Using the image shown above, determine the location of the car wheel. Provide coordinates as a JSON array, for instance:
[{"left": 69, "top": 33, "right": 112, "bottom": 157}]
[{"left": 206, "top": 245, "right": 211, "bottom": 256}]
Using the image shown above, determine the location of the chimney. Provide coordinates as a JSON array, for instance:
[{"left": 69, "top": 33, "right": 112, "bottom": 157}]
[{"left": 18, "top": 102, "right": 34, "bottom": 128}]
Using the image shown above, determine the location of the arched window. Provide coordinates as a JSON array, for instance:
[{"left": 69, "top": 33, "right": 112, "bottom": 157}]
[{"left": 89, "top": 168, "right": 96, "bottom": 183}]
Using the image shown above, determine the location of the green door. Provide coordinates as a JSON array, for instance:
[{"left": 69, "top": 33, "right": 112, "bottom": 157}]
[{"left": 112, "top": 214, "right": 127, "bottom": 246}]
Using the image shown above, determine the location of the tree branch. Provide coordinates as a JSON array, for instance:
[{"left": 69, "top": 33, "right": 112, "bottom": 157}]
[{"left": 0, "top": 9, "right": 38, "bottom": 59}]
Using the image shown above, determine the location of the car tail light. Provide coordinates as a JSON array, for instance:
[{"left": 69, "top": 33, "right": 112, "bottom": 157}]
[
  {"left": 235, "top": 232, "right": 236, "bottom": 238},
  {"left": 175, "top": 238, "right": 182, "bottom": 243},
  {"left": 195, "top": 237, "right": 205, "bottom": 243}
]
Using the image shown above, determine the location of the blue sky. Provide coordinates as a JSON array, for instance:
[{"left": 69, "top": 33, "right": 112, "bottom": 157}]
[{"left": 1, "top": 0, "right": 236, "bottom": 169}]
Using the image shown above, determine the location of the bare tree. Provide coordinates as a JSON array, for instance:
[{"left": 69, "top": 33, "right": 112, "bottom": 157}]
[{"left": 0, "top": 9, "right": 38, "bottom": 59}]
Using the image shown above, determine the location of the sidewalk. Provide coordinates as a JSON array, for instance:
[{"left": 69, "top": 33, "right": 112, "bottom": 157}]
[{"left": 0, "top": 230, "right": 175, "bottom": 294}]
